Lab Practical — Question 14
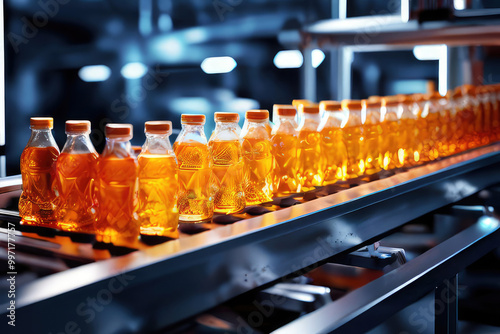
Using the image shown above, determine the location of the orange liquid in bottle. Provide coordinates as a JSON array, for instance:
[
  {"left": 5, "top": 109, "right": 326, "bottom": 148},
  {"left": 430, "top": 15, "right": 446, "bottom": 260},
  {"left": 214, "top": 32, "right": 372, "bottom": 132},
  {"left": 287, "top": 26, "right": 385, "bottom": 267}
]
[
  {"left": 380, "top": 119, "right": 400, "bottom": 170},
  {"left": 174, "top": 140, "right": 214, "bottom": 221},
  {"left": 297, "top": 130, "right": 323, "bottom": 190},
  {"left": 271, "top": 133, "right": 299, "bottom": 195},
  {"left": 55, "top": 152, "right": 98, "bottom": 232},
  {"left": 362, "top": 122, "right": 382, "bottom": 175},
  {"left": 320, "top": 126, "right": 346, "bottom": 184},
  {"left": 210, "top": 140, "right": 245, "bottom": 214},
  {"left": 96, "top": 156, "right": 139, "bottom": 245},
  {"left": 242, "top": 137, "right": 273, "bottom": 204},
  {"left": 137, "top": 154, "right": 179, "bottom": 237},
  {"left": 343, "top": 125, "right": 365, "bottom": 177},
  {"left": 19, "top": 146, "right": 59, "bottom": 225}
]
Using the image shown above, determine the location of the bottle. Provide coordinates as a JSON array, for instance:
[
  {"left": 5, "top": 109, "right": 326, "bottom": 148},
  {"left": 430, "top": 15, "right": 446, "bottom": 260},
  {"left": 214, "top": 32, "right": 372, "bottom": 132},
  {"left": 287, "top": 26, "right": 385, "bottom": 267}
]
[
  {"left": 174, "top": 114, "right": 214, "bottom": 222},
  {"left": 319, "top": 101, "right": 347, "bottom": 184},
  {"left": 272, "top": 104, "right": 298, "bottom": 130},
  {"left": 137, "top": 121, "right": 179, "bottom": 238},
  {"left": 426, "top": 93, "right": 444, "bottom": 161},
  {"left": 399, "top": 96, "right": 418, "bottom": 165},
  {"left": 208, "top": 112, "right": 245, "bottom": 214},
  {"left": 380, "top": 97, "right": 402, "bottom": 169},
  {"left": 461, "top": 85, "right": 481, "bottom": 149},
  {"left": 342, "top": 100, "right": 365, "bottom": 178},
  {"left": 241, "top": 110, "right": 273, "bottom": 205},
  {"left": 209, "top": 112, "right": 245, "bottom": 214},
  {"left": 411, "top": 94, "right": 427, "bottom": 163},
  {"left": 293, "top": 99, "right": 314, "bottom": 130},
  {"left": 489, "top": 84, "right": 500, "bottom": 142},
  {"left": 361, "top": 99, "right": 383, "bottom": 174},
  {"left": 54, "top": 120, "right": 98, "bottom": 232},
  {"left": 96, "top": 123, "right": 139, "bottom": 246},
  {"left": 477, "top": 85, "right": 493, "bottom": 145},
  {"left": 19, "top": 117, "right": 60, "bottom": 226},
  {"left": 271, "top": 105, "right": 299, "bottom": 195},
  {"left": 296, "top": 104, "right": 323, "bottom": 190}
]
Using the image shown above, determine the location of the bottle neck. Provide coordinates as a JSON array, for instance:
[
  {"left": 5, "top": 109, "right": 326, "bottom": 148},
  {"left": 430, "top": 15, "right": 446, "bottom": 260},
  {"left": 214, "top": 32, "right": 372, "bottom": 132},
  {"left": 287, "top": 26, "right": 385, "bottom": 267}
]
[
  {"left": 27, "top": 128, "right": 59, "bottom": 151},
  {"left": 177, "top": 123, "right": 207, "bottom": 143},
  {"left": 274, "top": 116, "right": 297, "bottom": 134},
  {"left": 212, "top": 121, "right": 240, "bottom": 139},
  {"left": 143, "top": 133, "right": 173, "bottom": 155},
  {"left": 103, "top": 137, "right": 133, "bottom": 158},
  {"left": 241, "top": 119, "right": 269, "bottom": 139},
  {"left": 62, "top": 132, "right": 97, "bottom": 154},
  {"left": 298, "top": 112, "right": 321, "bottom": 130}
]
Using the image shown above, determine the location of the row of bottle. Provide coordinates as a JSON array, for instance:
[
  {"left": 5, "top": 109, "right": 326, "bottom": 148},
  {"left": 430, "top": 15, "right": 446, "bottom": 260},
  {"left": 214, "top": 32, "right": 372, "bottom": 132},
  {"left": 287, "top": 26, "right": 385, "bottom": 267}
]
[
  {"left": 19, "top": 119, "right": 178, "bottom": 245},
  {"left": 284, "top": 83, "right": 500, "bottom": 188},
  {"left": 18, "top": 112, "right": 276, "bottom": 245},
  {"left": 19, "top": 83, "right": 499, "bottom": 245}
]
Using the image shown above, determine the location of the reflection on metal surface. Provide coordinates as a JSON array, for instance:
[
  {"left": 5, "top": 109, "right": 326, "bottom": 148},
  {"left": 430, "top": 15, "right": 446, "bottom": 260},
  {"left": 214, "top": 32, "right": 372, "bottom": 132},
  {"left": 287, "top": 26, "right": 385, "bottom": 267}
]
[
  {"left": 3, "top": 144, "right": 500, "bottom": 333},
  {"left": 0, "top": 175, "right": 22, "bottom": 193}
]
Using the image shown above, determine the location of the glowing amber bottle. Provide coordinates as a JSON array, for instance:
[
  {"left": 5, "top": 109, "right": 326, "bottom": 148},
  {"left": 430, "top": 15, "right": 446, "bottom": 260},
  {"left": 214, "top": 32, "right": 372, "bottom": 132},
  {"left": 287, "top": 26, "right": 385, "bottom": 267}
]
[
  {"left": 361, "top": 99, "right": 382, "bottom": 175},
  {"left": 208, "top": 112, "right": 245, "bottom": 214},
  {"left": 137, "top": 121, "right": 179, "bottom": 237},
  {"left": 96, "top": 124, "right": 139, "bottom": 246},
  {"left": 241, "top": 110, "right": 273, "bottom": 205},
  {"left": 380, "top": 97, "right": 402, "bottom": 169},
  {"left": 54, "top": 121, "right": 98, "bottom": 232},
  {"left": 296, "top": 105, "right": 323, "bottom": 190},
  {"left": 342, "top": 100, "right": 365, "bottom": 178},
  {"left": 19, "top": 117, "right": 60, "bottom": 226},
  {"left": 271, "top": 105, "right": 299, "bottom": 195},
  {"left": 174, "top": 114, "right": 214, "bottom": 221},
  {"left": 319, "top": 101, "right": 347, "bottom": 184}
]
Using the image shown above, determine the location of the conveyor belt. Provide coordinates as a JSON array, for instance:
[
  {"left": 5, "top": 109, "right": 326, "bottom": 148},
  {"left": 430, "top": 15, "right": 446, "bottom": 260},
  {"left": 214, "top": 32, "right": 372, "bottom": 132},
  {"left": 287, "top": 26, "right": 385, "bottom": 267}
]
[{"left": 2, "top": 144, "right": 500, "bottom": 333}]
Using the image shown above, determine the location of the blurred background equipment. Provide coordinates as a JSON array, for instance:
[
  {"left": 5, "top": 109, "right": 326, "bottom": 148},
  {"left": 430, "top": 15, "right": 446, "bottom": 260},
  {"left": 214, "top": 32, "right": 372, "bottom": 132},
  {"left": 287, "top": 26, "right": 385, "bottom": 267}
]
[{"left": 4, "top": 0, "right": 499, "bottom": 176}]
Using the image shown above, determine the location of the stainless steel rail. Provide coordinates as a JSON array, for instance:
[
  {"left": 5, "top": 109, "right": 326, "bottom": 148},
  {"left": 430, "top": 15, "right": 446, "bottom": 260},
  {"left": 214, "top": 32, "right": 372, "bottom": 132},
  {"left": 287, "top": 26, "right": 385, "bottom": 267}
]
[
  {"left": 273, "top": 215, "right": 500, "bottom": 334},
  {"left": 300, "top": 16, "right": 500, "bottom": 48},
  {"left": 2, "top": 145, "right": 500, "bottom": 333},
  {"left": 0, "top": 174, "right": 21, "bottom": 194}
]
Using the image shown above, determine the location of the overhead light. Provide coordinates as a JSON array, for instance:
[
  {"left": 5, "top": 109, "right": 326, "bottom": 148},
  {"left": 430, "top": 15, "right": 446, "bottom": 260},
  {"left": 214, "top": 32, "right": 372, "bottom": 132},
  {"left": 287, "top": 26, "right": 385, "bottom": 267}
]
[
  {"left": 274, "top": 50, "right": 303, "bottom": 69},
  {"left": 224, "top": 98, "right": 259, "bottom": 112},
  {"left": 312, "top": 49, "right": 325, "bottom": 68},
  {"left": 413, "top": 45, "right": 448, "bottom": 96},
  {"left": 121, "top": 62, "right": 148, "bottom": 79},
  {"left": 454, "top": 0, "right": 466, "bottom": 10},
  {"left": 153, "top": 36, "right": 183, "bottom": 61},
  {"left": 413, "top": 45, "right": 443, "bottom": 61},
  {"left": 201, "top": 56, "right": 237, "bottom": 74},
  {"left": 170, "top": 97, "right": 211, "bottom": 114},
  {"left": 78, "top": 65, "right": 111, "bottom": 82}
]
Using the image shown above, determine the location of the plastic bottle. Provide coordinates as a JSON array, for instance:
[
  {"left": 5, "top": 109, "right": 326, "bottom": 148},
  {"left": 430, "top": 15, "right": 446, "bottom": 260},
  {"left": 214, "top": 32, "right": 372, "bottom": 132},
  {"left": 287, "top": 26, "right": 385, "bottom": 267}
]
[
  {"left": 296, "top": 104, "right": 324, "bottom": 190},
  {"left": 209, "top": 112, "right": 245, "bottom": 214},
  {"left": 54, "top": 120, "right": 98, "bottom": 232},
  {"left": 137, "top": 121, "right": 179, "bottom": 237},
  {"left": 96, "top": 123, "right": 139, "bottom": 246},
  {"left": 241, "top": 110, "right": 273, "bottom": 205},
  {"left": 411, "top": 94, "right": 427, "bottom": 163},
  {"left": 174, "top": 114, "right": 214, "bottom": 221},
  {"left": 477, "top": 85, "right": 493, "bottom": 145},
  {"left": 380, "top": 97, "right": 402, "bottom": 169},
  {"left": 361, "top": 99, "right": 383, "bottom": 174},
  {"left": 271, "top": 105, "right": 299, "bottom": 195},
  {"left": 319, "top": 101, "right": 347, "bottom": 184},
  {"left": 19, "top": 117, "right": 60, "bottom": 226},
  {"left": 342, "top": 100, "right": 365, "bottom": 178},
  {"left": 399, "top": 95, "right": 418, "bottom": 166},
  {"left": 425, "top": 93, "right": 445, "bottom": 161}
]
